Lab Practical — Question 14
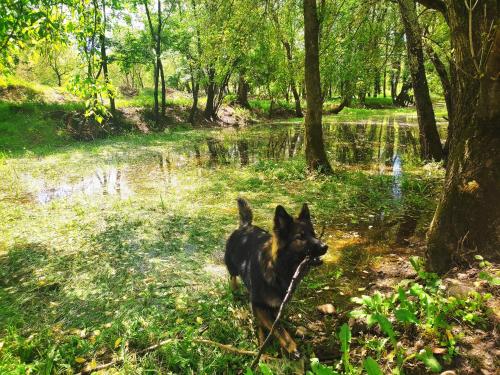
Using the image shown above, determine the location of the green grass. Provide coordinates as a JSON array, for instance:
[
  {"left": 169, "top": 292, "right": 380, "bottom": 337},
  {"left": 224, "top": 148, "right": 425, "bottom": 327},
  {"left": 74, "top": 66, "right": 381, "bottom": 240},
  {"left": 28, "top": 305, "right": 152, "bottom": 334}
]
[
  {"left": 249, "top": 99, "right": 296, "bottom": 113},
  {"left": 0, "top": 102, "right": 86, "bottom": 156},
  {"left": 0, "top": 115, "right": 445, "bottom": 373}
]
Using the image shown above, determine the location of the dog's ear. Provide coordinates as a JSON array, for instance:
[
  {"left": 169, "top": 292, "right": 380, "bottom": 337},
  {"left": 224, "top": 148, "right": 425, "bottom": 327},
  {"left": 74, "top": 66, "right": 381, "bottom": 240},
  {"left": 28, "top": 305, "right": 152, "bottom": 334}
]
[
  {"left": 274, "top": 205, "right": 293, "bottom": 233},
  {"left": 298, "top": 203, "right": 311, "bottom": 222}
]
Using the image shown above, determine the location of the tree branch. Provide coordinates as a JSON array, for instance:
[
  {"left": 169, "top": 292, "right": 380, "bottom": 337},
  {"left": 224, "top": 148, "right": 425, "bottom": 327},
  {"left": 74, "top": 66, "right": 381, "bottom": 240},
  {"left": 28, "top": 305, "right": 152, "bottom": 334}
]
[
  {"left": 415, "top": 0, "right": 446, "bottom": 15},
  {"left": 250, "top": 256, "right": 312, "bottom": 369}
]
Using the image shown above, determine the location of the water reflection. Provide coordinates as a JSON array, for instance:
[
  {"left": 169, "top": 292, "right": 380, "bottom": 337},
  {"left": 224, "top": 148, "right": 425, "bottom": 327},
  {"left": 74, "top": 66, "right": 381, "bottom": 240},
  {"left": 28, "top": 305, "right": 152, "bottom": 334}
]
[
  {"left": 392, "top": 155, "right": 402, "bottom": 200},
  {"left": 35, "top": 168, "right": 131, "bottom": 203},
  {"left": 26, "top": 115, "right": 445, "bottom": 205}
]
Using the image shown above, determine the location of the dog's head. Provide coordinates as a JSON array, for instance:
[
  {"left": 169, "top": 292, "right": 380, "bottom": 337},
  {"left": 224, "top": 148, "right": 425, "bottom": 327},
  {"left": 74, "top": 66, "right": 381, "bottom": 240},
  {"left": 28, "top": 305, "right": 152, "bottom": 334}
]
[{"left": 273, "top": 203, "right": 328, "bottom": 263}]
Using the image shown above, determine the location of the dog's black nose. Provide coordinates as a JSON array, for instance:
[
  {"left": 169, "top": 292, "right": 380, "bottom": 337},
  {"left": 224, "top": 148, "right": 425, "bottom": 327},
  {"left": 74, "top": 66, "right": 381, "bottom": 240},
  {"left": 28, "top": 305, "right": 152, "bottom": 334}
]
[{"left": 321, "top": 243, "right": 328, "bottom": 252}]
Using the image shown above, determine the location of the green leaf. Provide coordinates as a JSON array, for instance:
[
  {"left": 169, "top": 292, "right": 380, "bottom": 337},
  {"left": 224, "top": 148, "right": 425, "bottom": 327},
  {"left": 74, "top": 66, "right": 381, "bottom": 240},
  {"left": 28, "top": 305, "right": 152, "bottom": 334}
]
[
  {"left": 310, "top": 358, "right": 339, "bottom": 375},
  {"left": 351, "top": 297, "right": 364, "bottom": 304},
  {"left": 394, "top": 308, "right": 418, "bottom": 324},
  {"left": 479, "top": 271, "right": 500, "bottom": 286},
  {"left": 417, "top": 348, "right": 442, "bottom": 372},
  {"left": 348, "top": 309, "right": 366, "bottom": 319},
  {"left": 364, "top": 357, "right": 383, "bottom": 375},
  {"left": 259, "top": 363, "right": 273, "bottom": 375},
  {"left": 374, "top": 313, "right": 396, "bottom": 343},
  {"left": 339, "top": 323, "right": 351, "bottom": 353},
  {"left": 366, "top": 314, "right": 377, "bottom": 327}
]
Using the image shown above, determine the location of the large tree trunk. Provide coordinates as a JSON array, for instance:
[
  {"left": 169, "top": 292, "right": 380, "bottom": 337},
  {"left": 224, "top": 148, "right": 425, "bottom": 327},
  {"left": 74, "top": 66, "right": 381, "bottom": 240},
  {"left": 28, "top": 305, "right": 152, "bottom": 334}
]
[
  {"left": 417, "top": 0, "right": 500, "bottom": 273},
  {"left": 236, "top": 73, "right": 251, "bottom": 109},
  {"left": 204, "top": 68, "right": 217, "bottom": 121},
  {"left": 303, "top": 0, "right": 332, "bottom": 173},
  {"left": 398, "top": 0, "right": 443, "bottom": 161}
]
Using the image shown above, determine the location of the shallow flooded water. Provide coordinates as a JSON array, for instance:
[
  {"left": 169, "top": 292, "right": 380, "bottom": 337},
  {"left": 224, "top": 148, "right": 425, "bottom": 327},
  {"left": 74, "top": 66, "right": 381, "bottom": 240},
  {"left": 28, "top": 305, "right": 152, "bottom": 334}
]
[{"left": 20, "top": 114, "right": 445, "bottom": 205}]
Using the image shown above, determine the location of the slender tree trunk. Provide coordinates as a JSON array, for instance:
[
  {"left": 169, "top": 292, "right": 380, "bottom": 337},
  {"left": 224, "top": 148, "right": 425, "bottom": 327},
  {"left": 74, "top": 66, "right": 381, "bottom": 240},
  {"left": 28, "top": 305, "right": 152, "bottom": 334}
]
[
  {"left": 398, "top": 0, "right": 443, "bottom": 161},
  {"left": 303, "top": 0, "right": 332, "bottom": 173},
  {"left": 153, "top": 63, "right": 160, "bottom": 125},
  {"left": 144, "top": 1, "right": 159, "bottom": 126},
  {"left": 156, "top": 0, "right": 165, "bottom": 121},
  {"left": 424, "top": 42, "right": 453, "bottom": 159},
  {"left": 100, "top": 0, "right": 115, "bottom": 113},
  {"left": 56, "top": 71, "right": 62, "bottom": 87},
  {"left": 417, "top": 0, "right": 500, "bottom": 273},
  {"left": 390, "top": 31, "right": 404, "bottom": 102},
  {"left": 189, "top": 71, "right": 199, "bottom": 124},
  {"left": 283, "top": 41, "right": 303, "bottom": 117},
  {"left": 159, "top": 60, "right": 166, "bottom": 117},
  {"left": 374, "top": 70, "right": 381, "bottom": 96},
  {"left": 383, "top": 67, "right": 387, "bottom": 97},
  {"left": 394, "top": 77, "right": 413, "bottom": 106},
  {"left": 425, "top": 43, "right": 452, "bottom": 116},
  {"left": 390, "top": 62, "right": 401, "bottom": 102}
]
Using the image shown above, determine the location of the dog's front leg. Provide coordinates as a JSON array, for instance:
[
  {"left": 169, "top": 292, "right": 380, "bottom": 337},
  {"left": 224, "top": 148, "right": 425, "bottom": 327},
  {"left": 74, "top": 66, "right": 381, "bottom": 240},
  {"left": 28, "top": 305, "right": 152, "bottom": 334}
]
[{"left": 252, "top": 304, "right": 300, "bottom": 358}]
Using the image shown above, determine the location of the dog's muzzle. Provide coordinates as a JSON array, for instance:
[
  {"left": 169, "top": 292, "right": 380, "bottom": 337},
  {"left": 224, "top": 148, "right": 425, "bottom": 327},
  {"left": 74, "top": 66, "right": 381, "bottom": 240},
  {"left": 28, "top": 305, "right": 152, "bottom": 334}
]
[{"left": 308, "top": 242, "right": 328, "bottom": 266}]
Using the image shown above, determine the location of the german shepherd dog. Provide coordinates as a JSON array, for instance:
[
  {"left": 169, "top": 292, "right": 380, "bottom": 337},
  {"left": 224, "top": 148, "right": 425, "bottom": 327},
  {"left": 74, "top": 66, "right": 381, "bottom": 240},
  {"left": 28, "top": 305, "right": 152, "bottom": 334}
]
[{"left": 225, "top": 198, "right": 328, "bottom": 357}]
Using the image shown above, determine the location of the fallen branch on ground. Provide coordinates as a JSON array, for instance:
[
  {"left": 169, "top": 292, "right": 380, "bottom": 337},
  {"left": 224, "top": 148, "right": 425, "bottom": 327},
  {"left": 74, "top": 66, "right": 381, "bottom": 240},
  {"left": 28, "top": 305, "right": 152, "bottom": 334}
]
[{"left": 76, "top": 337, "right": 278, "bottom": 374}]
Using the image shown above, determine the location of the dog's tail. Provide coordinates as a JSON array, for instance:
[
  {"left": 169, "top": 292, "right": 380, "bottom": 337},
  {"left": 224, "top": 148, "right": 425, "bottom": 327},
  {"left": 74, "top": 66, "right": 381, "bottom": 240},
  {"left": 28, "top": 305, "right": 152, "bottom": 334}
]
[{"left": 237, "top": 198, "right": 253, "bottom": 227}]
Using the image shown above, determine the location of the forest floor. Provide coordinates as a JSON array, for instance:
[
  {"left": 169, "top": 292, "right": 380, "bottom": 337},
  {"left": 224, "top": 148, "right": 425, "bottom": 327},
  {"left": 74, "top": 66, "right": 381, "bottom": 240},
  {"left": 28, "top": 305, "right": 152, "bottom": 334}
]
[{"left": 0, "top": 81, "right": 498, "bottom": 374}]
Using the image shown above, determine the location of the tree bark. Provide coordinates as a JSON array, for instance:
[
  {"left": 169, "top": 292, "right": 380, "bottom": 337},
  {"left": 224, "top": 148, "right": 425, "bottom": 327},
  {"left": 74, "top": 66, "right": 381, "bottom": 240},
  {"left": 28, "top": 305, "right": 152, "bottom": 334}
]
[
  {"left": 189, "top": 74, "right": 199, "bottom": 124},
  {"left": 100, "top": 0, "right": 115, "bottom": 113},
  {"left": 328, "top": 98, "right": 348, "bottom": 114},
  {"left": 159, "top": 59, "right": 166, "bottom": 118},
  {"left": 425, "top": 43, "right": 452, "bottom": 116},
  {"left": 236, "top": 73, "right": 251, "bottom": 109},
  {"left": 204, "top": 68, "right": 217, "bottom": 121},
  {"left": 157, "top": 0, "right": 166, "bottom": 120},
  {"left": 383, "top": 67, "right": 387, "bottom": 97},
  {"left": 397, "top": 0, "right": 443, "bottom": 161},
  {"left": 417, "top": 0, "right": 500, "bottom": 273},
  {"left": 394, "top": 77, "right": 413, "bottom": 106},
  {"left": 303, "top": 0, "right": 332, "bottom": 173},
  {"left": 282, "top": 41, "right": 303, "bottom": 117},
  {"left": 144, "top": 1, "right": 159, "bottom": 126},
  {"left": 424, "top": 42, "right": 453, "bottom": 159},
  {"left": 56, "top": 71, "right": 62, "bottom": 87}
]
